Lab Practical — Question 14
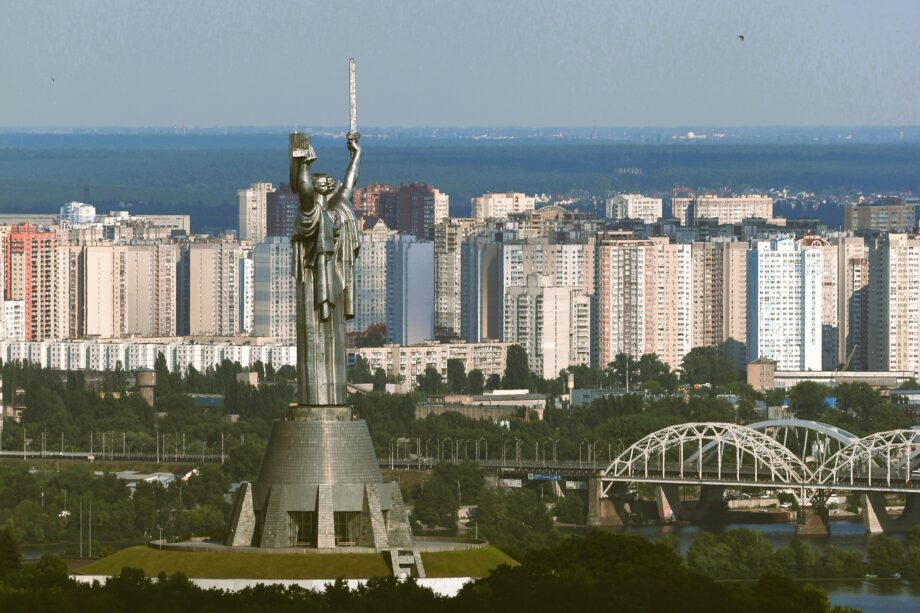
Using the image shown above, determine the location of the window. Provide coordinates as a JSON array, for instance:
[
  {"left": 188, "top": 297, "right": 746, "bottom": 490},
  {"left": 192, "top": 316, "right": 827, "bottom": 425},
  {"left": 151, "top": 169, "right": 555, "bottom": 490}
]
[
  {"left": 333, "top": 511, "right": 363, "bottom": 546},
  {"left": 288, "top": 511, "right": 317, "bottom": 547}
]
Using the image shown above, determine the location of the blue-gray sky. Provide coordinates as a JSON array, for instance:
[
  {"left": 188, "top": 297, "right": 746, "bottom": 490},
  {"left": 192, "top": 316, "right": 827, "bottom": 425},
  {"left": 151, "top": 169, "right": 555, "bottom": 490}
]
[{"left": 2, "top": 0, "right": 919, "bottom": 127}]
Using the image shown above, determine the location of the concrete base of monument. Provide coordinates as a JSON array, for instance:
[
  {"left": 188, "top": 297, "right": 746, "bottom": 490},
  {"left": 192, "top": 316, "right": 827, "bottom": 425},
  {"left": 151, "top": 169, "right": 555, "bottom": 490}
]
[{"left": 159, "top": 536, "right": 487, "bottom": 554}]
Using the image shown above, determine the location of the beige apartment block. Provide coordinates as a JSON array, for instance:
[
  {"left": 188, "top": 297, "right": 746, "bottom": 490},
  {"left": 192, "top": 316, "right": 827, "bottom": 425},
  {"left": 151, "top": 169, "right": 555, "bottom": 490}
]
[
  {"left": 188, "top": 239, "right": 242, "bottom": 336},
  {"left": 672, "top": 195, "right": 774, "bottom": 226},
  {"left": 237, "top": 182, "right": 275, "bottom": 243},
  {"left": 434, "top": 217, "right": 479, "bottom": 339},
  {"left": 471, "top": 192, "right": 536, "bottom": 221},
  {"left": 868, "top": 234, "right": 920, "bottom": 379}
]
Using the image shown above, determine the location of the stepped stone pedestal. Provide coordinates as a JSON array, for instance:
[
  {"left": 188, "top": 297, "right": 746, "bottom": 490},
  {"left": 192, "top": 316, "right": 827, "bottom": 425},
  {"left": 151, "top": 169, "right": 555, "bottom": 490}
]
[{"left": 226, "top": 404, "right": 413, "bottom": 550}]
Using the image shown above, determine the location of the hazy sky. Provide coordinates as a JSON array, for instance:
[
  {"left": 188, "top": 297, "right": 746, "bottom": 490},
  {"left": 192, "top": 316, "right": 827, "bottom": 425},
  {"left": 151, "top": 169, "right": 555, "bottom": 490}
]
[{"left": 2, "top": 0, "right": 919, "bottom": 127}]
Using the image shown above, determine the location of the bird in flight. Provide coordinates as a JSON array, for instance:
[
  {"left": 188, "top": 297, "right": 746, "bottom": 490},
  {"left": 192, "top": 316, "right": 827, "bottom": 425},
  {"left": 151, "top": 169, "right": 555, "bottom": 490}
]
[
  {"left": 738, "top": 35, "right": 745, "bottom": 42},
  {"left": 51, "top": 77, "right": 55, "bottom": 83}
]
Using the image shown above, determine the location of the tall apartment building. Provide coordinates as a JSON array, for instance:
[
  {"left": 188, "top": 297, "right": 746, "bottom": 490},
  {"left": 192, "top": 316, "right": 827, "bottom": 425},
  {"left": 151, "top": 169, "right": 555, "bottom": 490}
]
[
  {"left": 380, "top": 183, "right": 449, "bottom": 240},
  {"left": 5, "top": 224, "right": 57, "bottom": 341},
  {"left": 867, "top": 234, "right": 920, "bottom": 379},
  {"left": 349, "top": 218, "right": 394, "bottom": 333},
  {"left": 353, "top": 183, "right": 392, "bottom": 218},
  {"left": 605, "top": 194, "right": 663, "bottom": 224},
  {"left": 844, "top": 197, "right": 916, "bottom": 233},
  {"left": 461, "top": 232, "right": 595, "bottom": 344},
  {"left": 503, "top": 274, "right": 590, "bottom": 379},
  {"left": 800, "top": 236, "right": 842, "bottom": 370},
  {"left": 238, "top": 182, "right": 275, "bottom": 242},
  {"left": 253, "top": 238, "right": 296, "bottom": 343},
  {"left": 461, "top": 233, "right": 504, "bottom": 342},
  {"left": 386, "top": 235, "right": 434, "bottom": 345},
  {"left": 673, "top": 195, "right": 774, "bottom": 226},
  {"left": 187, "top": 239, "right": 242, "bottom": 336},
  {"left": 471, "top": 193, "right": 536, "bottom": 221},
  {"left": 239, "top": 246, "right": 254, "bottom": 333},
  {"left": 434, "top": 218, "right": 479, "bottom": 339},
  {"left": 836, "top": 236, "right": 869, "bottom": 371},
  {"left": 82, "top": 244, "right": 124, "bottom": 338},
  {"left": 594, "top": 236, "right": 692, "bottom": 369},
  {"left": 747, "top": 238, "right": 822, "bottom": 371},
  {"left": 122, "top": 244, "right": 179, "bottom": 337},
  {"left": 266, "top": 183, "right": 299, "bottom": 238}
]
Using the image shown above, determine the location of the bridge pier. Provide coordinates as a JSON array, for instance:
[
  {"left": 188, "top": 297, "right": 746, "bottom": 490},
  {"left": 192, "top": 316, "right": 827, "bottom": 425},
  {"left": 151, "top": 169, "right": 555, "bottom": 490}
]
[
  {"left": 795, "top": 506, "right": 830, "bottom": 536},
  {"left": 861, "top": 493, "right": 920, "bottom": 534},
  {"left": 587, "top": 478, "right": 626, "bottom": 528},
  {"left": 655, "top": 485, "right": 680, "bottom": 522}
]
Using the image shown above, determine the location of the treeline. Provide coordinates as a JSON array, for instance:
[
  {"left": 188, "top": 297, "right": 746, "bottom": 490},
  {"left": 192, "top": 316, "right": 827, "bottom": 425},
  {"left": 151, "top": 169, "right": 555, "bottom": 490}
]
[
  {"left": 0, "top": 529, "right": 856, "bottom": 613},
  {"left": 685, "top": 527, "right": 920, "bottom": 580}
]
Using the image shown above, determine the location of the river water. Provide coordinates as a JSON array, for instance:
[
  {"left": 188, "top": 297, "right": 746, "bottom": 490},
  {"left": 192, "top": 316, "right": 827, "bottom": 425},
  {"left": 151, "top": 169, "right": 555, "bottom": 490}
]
[{"left": 620, "top": 521, "right": 920, "bottom": 611}]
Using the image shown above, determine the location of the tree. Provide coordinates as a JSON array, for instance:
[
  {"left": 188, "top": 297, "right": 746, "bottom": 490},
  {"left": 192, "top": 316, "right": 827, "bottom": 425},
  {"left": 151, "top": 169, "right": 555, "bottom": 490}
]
[
  {"left": 447, "top": 359, "right": 467, "bottom": 394},
  {"left": 413, "top": 479, "right": 457, "bottom": 532},
  {"left": 373, "top": 368, "right": 388, "bottom": 392},
  {"left": 416, "top": 366, "right": 443, "bottom": 395},
  {"left": 348, "top": 355, "right": 373, "bottom": 384},
  {"left": 867, "top": 535, "right": 904, "bottom": 577},
  {"left": 681, "top": 347, "right": 737, "bottom": 386},
  {"left": 554, "top": 494, "right": 585, "bottom": 524},
  {"left": 503, "top": 345, "right": 530, "bottom": 389},
  {"left": 0, "top": 528, "right": 22, "bottom": 580},
  {"left": 789, "top": 381, "right": 831, "bottom": 421},
  {"left": 467, "top": 369, "right": 485, "bottom": 395}
]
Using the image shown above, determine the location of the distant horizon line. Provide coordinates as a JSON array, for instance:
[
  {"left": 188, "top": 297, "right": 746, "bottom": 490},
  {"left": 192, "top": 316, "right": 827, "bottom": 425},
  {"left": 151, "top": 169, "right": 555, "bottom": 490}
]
[{"left": 2, "top": 125, "right": 920, "bottom": 132}]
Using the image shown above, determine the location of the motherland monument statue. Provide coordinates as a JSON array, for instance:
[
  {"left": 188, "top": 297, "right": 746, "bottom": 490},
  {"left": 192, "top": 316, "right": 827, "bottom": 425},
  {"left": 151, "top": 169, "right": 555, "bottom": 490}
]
[{"left": 226, "top": 60, "right": 416, "bottom": 557}]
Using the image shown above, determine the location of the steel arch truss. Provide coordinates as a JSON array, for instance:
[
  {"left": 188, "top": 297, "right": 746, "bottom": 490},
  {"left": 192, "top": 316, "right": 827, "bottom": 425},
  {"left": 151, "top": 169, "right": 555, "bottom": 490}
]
[
  {"left": 602, "top": 422, "right": 814, "bottom": 489},
  {"left": 816, "top": 429, "right": 920, "bottom": 488},
  {"left": 746, "top": 419, "right": 859, "bottom": 467}
]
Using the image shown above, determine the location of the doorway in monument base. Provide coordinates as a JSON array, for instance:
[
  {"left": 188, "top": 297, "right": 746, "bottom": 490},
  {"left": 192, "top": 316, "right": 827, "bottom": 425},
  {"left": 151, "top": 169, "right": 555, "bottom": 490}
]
[
  {"left": 288, "top": 511, "right": 318, "bottom": 547},
  {"left": 334, "top": 511, "right": 363, "bottom": 546}
]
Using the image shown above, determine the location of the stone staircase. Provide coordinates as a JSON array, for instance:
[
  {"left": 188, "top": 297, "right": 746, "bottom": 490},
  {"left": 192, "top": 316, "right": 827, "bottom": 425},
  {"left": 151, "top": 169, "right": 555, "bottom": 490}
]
[{"left": 387, "top": 548, "right": 425, "bottom": 578}]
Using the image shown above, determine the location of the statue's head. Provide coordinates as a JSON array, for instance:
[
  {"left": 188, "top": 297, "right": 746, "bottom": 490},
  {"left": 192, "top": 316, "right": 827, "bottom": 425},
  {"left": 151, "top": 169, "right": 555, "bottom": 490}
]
[{"left": 312, "top": 173, "right": 339, "bottom": 195}]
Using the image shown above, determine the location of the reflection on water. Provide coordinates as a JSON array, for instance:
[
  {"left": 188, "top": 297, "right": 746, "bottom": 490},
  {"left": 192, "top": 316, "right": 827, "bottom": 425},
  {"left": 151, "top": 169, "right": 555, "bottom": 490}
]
[
  {"left": 619, "top": 522, "right": 920, "bottom": 611},
  {"left": 621, "top": 519, "right": 906, "bottom": 555}
]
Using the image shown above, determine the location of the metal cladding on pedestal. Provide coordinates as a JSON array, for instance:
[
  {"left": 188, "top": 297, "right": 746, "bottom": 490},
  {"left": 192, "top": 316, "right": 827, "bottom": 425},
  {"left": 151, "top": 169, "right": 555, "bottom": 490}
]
[{"left": 226, "top": 407, "right": 414, "bottom": 550}]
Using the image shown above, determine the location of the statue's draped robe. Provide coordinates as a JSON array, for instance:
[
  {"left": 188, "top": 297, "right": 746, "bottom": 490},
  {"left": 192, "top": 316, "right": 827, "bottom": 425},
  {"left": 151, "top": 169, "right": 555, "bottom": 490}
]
[{"left": 292, "top": 190, "right": 360, "bottom": 405}]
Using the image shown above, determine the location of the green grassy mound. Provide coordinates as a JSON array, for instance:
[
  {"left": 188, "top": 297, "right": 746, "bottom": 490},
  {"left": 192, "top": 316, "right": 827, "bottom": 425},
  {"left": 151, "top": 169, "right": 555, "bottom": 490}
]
[
  {"left": 79, "top": 545, "right": 516, "bottom": 579},
  {"left": 420, "top": 547, "right": 518, "bottom": 578},
  {"left": 79, "top": 546, "right": 390, "bottom": 579}
]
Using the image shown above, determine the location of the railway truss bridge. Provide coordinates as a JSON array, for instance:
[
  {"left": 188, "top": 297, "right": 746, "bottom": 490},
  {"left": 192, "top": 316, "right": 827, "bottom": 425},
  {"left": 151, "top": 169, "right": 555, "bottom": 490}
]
[{"left": 592, "top": 420, "right": 920, "bottom": 535}]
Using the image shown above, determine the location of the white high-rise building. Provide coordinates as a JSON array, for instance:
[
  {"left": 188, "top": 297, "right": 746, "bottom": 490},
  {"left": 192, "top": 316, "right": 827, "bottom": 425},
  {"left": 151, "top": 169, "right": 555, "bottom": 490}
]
[
  {"left": 350, "top": 219, "right": 394, "bottom": 333},
  {"left": 238, "top": 182, "right": 275, "bottom": 243},
  {"left": 60, "top": 202, "right": 96, "bottom": 225},
  {"left": 605, "top": 194, "right": 663, "bottom": 224},
  {"left": 471, "top": 193, "right": 536, "bottom": 221},
  {"left": 503, "top": 274, "right": 590, "bottom": 380},
  {"left": 868, "top": 234, "right": 920, "bottom": 379},
  {"left": 239, "top": 251, "right": 254, "bottom": 334},
  {"left": 386, "top": 235, "right": 434, "bottom": 345},
  {"left": 747, "top": 238, "right": 822, "bottom": 371},
  {"left": 253, "top": 238, "right": 296, "bottom": 343}
]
